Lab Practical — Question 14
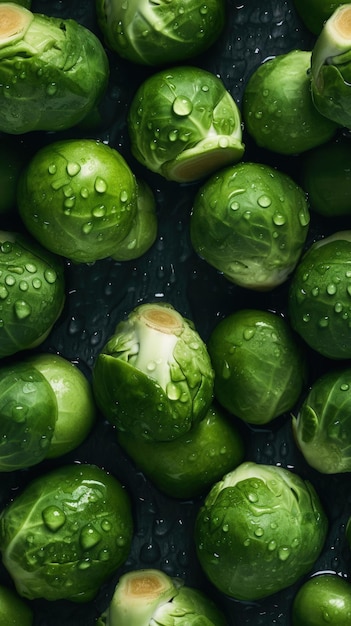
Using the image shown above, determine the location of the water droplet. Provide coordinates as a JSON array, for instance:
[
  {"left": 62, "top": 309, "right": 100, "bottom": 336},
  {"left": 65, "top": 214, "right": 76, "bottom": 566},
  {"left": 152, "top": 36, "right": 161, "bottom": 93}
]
[
  {"left": 258, "top": 195, "right": 271, "bottom": 208},
  {"left": 272, "top": 212, "right": 286, "bottom": 226},
  {"left": 46, "top": 83, "right": 57, "bottom": 96},
  {"left": 19, "top": 280, "right": 28, "bottom": 292},
  {"left": 230, "top": 200, "right": 240, "bottom": 211},
  {"left": 243, "top": 327, "right": 255, "bottom": 340},
  {"left": 44, "top": 269, "right": 58, "bottom": 285},
  {"left": 82, "top": 222, "right": 93, "bottom": 235},
  {"left": 42, "top": 506, "right": 66, "bottom": 532},
  {"left": 120, "top": 190, "right": 129, "bottom": 203},
  {"left": 14, "top": 300, "right": 31, "bottom": 319},
  {"left": 80, "top": 524, "right": 102, "bottom": 550},
  {"left": 25, "top": 263, "right": 37, "bottom": 273},
  {"left": 340, "top": 383, "right": 349, "bottom": 391},
  {"left": 5, "top": 275, "right": 15, "bottom": 287},
  {"left": 0, "top": 285, "right": 8, "bottom": 299},
  {"left": 168, "top": 129, "right": 178, "bottom": 142},
  {"left": 278, "top": 546, "right": 290, "bottom": 561},
  {"left": 172, "top": 95, "right": 193, "bottom": 116},
  {"left": 268, "top": 540, "right": 277, "bottom": 551},
  {"left": 48, "top": 163, "right": 57, "bottom": 175},
  {"left": 248, "top": 492, "right": 258, "bottom": 503},
  {"left": 66, "top": 162, "right": 81, "bottom": 177},
  {"left": 319, "top": 317, "right": 329, "bottom": 328},
  {"left": 166, "top": 382, "right": 181, "bottom": 400},
  {"left": 80, "top": 187, "right": 89, "bottom": 199},
  {"left": 101, "top": 519, "right": 111, "bottom": 532},
  {"left": 94, "top": 177, "right": 107, "bottom": 193},
  {"left": 32, "top": 278, "right": 42, "bottom": 289},
  {"left": 254, "top": 527, "right": 264, "bottom": 537},
  {"left": 221, "top": 360, "right": 231, "bottom": 379},
  {"left": 92, "top": 205, "right": 106, "bottom": 218},
  {"left": 326, "top": 283, "right": 337, "bottom": 295}
]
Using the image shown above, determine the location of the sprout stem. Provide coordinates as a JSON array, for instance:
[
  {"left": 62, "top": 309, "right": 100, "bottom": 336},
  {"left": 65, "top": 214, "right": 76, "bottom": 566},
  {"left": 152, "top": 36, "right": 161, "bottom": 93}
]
[
  {"left": 0, "top": 3, "right": 33, "bottom": 46},
  {"left": 139, "top": 303, "right": 183, "bottom": 334}
]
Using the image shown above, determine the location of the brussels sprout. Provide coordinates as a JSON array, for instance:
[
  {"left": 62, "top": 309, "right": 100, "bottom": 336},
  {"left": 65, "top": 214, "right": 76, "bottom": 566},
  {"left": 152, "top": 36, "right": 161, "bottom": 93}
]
[
  {"left": 301, "top": 138, "right": 351, "bottom": 217},
  {"left": 0, "top": 360, "right": 57, "bottom": 471},
  {"left": 0, "top": 3, "right": 109, "bottom": 134},
  {"left": 117, "top": 403, "right": 245, "bottom": 499},
  {"left": 190, "top": 161, "right": 310, "bottom": 291},
  {"left": 311, "top": 4, "right": 351, "bottom": 128},
  {"left": 127, "top": 66, "right": 245, "bottom": 183},
  {"left": 17, "top": 139, "right": 156, "bottom": 263},
  {"left": 0, "top": 463, "right": 133, "bottom": 602},
  {"left": 99, "top": 568, "right": 228, "bottom": 626},
  {"left": 292, "top": 573, "right": 351, "bottom": 625},
  {"left": 0, "top": 0, "right": 31, "bottom": 6},
  {"left": 96, "top": 0, "right": 226, "bottom": 66},
  {"left": 92, "top": 302, "right": 214, "bottom": 442},
  {"left": 288, "top": 231, "right": 351, "bottom": 359},
  {"left": 207, "top": 309, "right": 307, "bottom": 425},
  {"left": 0, "top": 231, "right": 65, "bottom": 359},
  {"left": 25, "top": 353, "right": 96, "bottom": 459},
  {"left": 243, "top": 50, "right": 338, "bottom": 155},
  {"left": 293, "top": 0, "right": 344, "bottom": 34},
  {"left": 194, "top": 461, "right": 328, "bottom": 601},
  {"left": 0, "top": 584, "right": 33, "bottom": 625},
  {"left": 292, "top": 367, "right": 351, "bottom": 473}
]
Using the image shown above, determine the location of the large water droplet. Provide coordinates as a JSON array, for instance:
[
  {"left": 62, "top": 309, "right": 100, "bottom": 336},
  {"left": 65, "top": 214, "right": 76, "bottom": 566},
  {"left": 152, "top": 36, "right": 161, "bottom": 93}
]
[
  {"left": 42, "top": 506, "right": 66, "bottom": 532},
  {"left": 14, "top": 300, "right": 31, "bottom": 319},
  {"left": 80, "top": 524, "right": 102, "bottom": 550},
  {"left": 172, "top": 95, "right": 193, "bottom": 116}
]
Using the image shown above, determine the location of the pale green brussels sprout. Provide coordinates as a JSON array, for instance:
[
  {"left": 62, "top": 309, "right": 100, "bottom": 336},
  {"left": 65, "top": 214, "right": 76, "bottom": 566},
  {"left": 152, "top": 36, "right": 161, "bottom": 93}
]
[
  {"left": 0, "top": 3, "right": 109, "bottom": 134},
  {"left": 0, "top": 463, "right": 133, "bottom": 602},
  {"left": 92, "top": 302, "right": 214, "bottom": 442},
  {"left": 288, "top": 231, "right": 351, "bottom": 359},
  {"left": 194, "top": 461, "right": 328, "bottom": 601},
  {"left": 0, "top": 353, "right": 95, "bottom": 471},
  {"left": 0, "top": 0, "right": 31, "bottom": 6},
  {"left": 96, "top": 0, "right": 225, "bottom": 66},
  {"left": 127, "top": 66, "right": 245, "bottom": 183},
  {"left": 311, "top": 4, "right": 351, "bottom": 128},
  {"left": 17, "top": 139, "right": 157, "bottom": 263},
  {"left": 243, "top": 50, "right": 338, "bottom": 155},
  {"left": 98, "top": 569, "right": 228, "bottom": 626},
  {"left": 207, "top": 309, "right": 307, "bottom": 425},
  {"left": 0, "top": 231, "right": 65, "bottom": 359},
  {"left": 190, "top": 161, "right": 310, "bottom": 291},
  {"left": 25, "top": 353, "right": 96, "bottom": 459},
  {"left": 292, "top": 573, "right": 351, "bottom": 626},
  {"left": 0, "top": 584, "right": 33, "bottom": 625},
  {"left": 292, "top": 367, "right": 351, "bottom": 473}
]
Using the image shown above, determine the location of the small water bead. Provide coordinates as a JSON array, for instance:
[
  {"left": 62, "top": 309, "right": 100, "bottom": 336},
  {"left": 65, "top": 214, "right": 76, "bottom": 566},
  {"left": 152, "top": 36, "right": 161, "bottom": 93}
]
[
  {"left": 92, "top": 205, "right": 106, "bottom": 218},
  {"left": 268, "top": 540, "right": 277, "bottom": 551},
  {"left": 101, "top": 519, "right": 112, "bottom": 533},
  {"left": 25, "top": 263, "right": 37, "bottom": 274},
  {"left": 120, "top": 190, "right": 129, "bottom": 203},
  {"left": 14, "top": 300, "right": 31, "bottom": 319},
  {"left": 80, "top": 524, "right": 102, "bottom": 550},
  {"left": 44, "top": 269, "right": 58, "bottom": 284},
  {"left": 166, "top": 382, "right": 181, "bottom": 401},
  {"left": 319, "top": 317, "right": 329, "bottom": 328},
  {"left": 0, "top": 286, "right": 8, "bottom": 299},
  {"left": 272, "top": 212, "right": 286, "bottom": 226},
  {"left": 347, "top": 285, "right": 351, "bottom": 297},
  {"left": 254, "top": 527, "right": 264, "bottom": 537},
  {"left": 80, "top": 187, "right": 89, "bottom": 199},
  {"left": 172, "top": 95, "right": 193, "bottom": 116},
  {"left": 168, "top": 129, "right": 178, "bottom": 142},
  {"left": 82, "top": 222, "right": 93, "bottom": 235},
  {"left": 258, "top": 194, "right": 271, "bottom": 208},
  {"left": 91, "top": 174, "right": 109, "bottom": 198},
  {"left": 5, "top": 275, "right": 15, "bottom": 287},
  {"left": 46, "top": 83, "right": 57, "bottom": 96},
  {"left": 340, "top": 383, "right": 350, "bottom": 391},
  {"left": 32, "top": 278, "right": 42, "bottom": 289},
  {"left": 243, "top": 327, "right": 256, "bottom": 340},
  {"left": 42, "top": 506, "right": 66, "bottom": 532},
  {"left": 230, "top": 200, "right": 240, "bottom": 211},
  {"left": 221, "top": 360, "right": 231, "bottom": 379},
  {"left": 48, "top": 163, "right": 57, "bottom": 175},
  {"left": 326, "top": 283, "right": 337, "bottom": 295},
  {"left": 278, "top": 546, "right": 290, "bottom": 561},
  {"left": 66, "top": 162, "right": 81, "bottom": 177}
]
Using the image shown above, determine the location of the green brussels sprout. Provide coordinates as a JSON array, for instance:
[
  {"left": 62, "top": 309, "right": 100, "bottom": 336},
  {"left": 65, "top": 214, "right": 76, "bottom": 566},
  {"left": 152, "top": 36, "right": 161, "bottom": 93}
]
[
  {"left": 0, "top": 3, "right": 109, "bottom": 134},
  {"left": 190, "top": 161, "right": 310, "bottom": 291},
  {"left": 127, "top": 65, "right": 245, "bottom": 183},
  {"left": 292, "top": 573, "right": 351, "bottom": 625},
  {"left": 117, "top": 403, "right": 245, "bottom": 499},
  {"left": 194, "top": 461, "right": 328, "bottom": 601},
  {"left": 96, "top": 0, "right": 226, "bottom": 66},
  {"left": 17, "top": 139, "right": 156, "bottom": 264},
  {"left": 207, "top": 309, "right": 307, "bottom": 425},
  {"left": 92, "top": 302, "right": 214, "bottom": 442},
  {"left": 0, "top": 231, "right": 65, "bottom": 359},
  {"left": 242, "top": 50, "right": 338, "bottom": 155},
  {"left": 0, "top": 584, "right": 33, "bottom": 625},
  {"left": 300, "top": 138, "right": 351, "bottom": 217},
  {"left": 0, "top": 360, "right": 57, "bottom": 471},
  {"left": 25, "top": 353, "right": 96, "bottom": 459},
  {"left": 98, "top": 569, "right": 228, "bottom": 626},
  {"left": 0, "top": 0, "right": 31, "bottom": 6},
  {"left": 292, "top": 367, "right": 351, "bottom": 473},
  {"left": 311, "top": 4, "right": 351, "bottom": 128},
  {"left": 288, "top": 231, "right": 351, "bottom": 359},
  {"left": 0, "top": 463, "right": 133, "bottom": 602},
  {"left": 293, "top": 0, "right": 345, "bottom": 35}
]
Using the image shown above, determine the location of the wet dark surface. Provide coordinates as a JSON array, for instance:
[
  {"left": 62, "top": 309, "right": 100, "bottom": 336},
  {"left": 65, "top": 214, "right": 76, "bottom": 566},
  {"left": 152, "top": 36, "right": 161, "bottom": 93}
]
[{"left": 1, "top": 1, "right": 351, "bottom": 625}]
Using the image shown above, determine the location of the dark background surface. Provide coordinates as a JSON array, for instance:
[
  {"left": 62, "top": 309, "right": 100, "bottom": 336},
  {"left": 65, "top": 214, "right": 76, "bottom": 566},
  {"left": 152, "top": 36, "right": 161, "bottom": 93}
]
[{"left": 1, "top": 1, "right": 351, "bottom": 625}]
